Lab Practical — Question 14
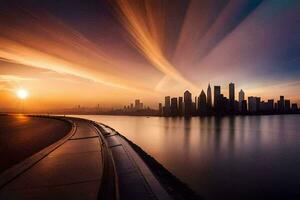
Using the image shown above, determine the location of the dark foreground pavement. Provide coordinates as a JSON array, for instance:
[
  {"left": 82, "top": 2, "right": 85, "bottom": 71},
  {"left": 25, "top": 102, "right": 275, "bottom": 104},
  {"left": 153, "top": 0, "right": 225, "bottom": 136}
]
[{"left": 0, "top": 115, "right": 71, "bottom": 173}]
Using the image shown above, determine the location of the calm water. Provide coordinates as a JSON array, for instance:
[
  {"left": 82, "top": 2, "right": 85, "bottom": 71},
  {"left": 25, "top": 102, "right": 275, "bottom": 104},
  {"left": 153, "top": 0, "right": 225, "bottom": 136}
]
[{"left": 71, "top": 114, "right": 300, "bottom": 200}]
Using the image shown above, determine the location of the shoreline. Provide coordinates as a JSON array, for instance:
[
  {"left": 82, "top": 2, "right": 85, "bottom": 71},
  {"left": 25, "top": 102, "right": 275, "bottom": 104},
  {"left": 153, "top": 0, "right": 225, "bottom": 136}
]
[{"left": 112, "top": 129, "right": 203, "bottom": 200}]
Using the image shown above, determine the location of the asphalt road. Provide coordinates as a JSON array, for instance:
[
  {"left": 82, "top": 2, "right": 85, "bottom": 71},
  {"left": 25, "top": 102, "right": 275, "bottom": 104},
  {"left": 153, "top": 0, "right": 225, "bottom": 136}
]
[{"left": 0, "top": 115, "right": 71, "bottom": 173}]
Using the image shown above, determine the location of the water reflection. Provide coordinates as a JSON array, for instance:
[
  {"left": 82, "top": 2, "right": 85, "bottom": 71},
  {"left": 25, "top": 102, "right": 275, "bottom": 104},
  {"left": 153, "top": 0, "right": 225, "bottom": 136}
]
[
  {"left": 74, "top": 114, "right": 300, "bottom": 200},
  {"left": 228, "top": 116, "right": 235, "bottom": 154},
  {"left": 214, "top": 117, "right": 222, "bottom": 153},
  {"left": 183, "top": 118, "right": 191, "bottom": 153}
]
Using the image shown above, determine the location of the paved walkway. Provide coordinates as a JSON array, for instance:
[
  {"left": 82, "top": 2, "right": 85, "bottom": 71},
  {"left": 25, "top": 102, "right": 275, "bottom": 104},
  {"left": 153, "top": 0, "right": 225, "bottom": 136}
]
[
  {"left": 0, "top": 118, "right": 103, "bottom": 200},
  {"left": 98, "top": 124, "right": 172, "bottom": 200}
]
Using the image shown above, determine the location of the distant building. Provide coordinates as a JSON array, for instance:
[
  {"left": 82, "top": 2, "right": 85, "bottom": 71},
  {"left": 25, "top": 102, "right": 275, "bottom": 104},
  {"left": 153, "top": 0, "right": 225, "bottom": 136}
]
[
  {"left": 178, "top": 97, "right": 183, "bottom": 116},
  {"left": 256, "top": 97, "right": 261, "bottom": 112},
  {"left": 221, "top": 95, "right": 229, "bottom": 114},
  {"left": 241, "top": 100, "right": 247, "bottom": 114},
  {"left": 291, "top": 103, "right": 298, "bottom": 113},
  {"left": 248, "top": 96, "right": 259, "bottom": 113},
  {"left": 192, "top": 102, "right": 196, "bottom": 115},
  {"left": 207, "top": 84, "right": 212, "bottom": 113},
  {"left": 267, "top": 99, "right": 274, "bottom": 112},
  {"left": 259, "top": 99, "right": 274, "bottom": 113},
  {"left": 260, "top": 101, "right": 269, "bottom": 112},
  {"left": 214, "top": 86, "right": 221, "bottom": 114},
  {"left": 184, "top": 90, "right": 192, "bottom": 117},
  {"left": 234, "top": 100, "right": 239, "bottom": 113},
  {"left": 274, "top": 102, "right": 278, "bottom": 111},
  {"left": 158, "top": 103, "right": 162, "bottom": 116},
  {"left": 164, "top": 96, "right": 171, "bottom": 116},
  {"left": 198, "top": 90, "right": 207, "bottom": 115},
  {"left": 170, "top": 97, "right": 178, "bottom": 116},
  {"left": 238, "top": 89, "right": 245, "bottom": 112},
  {"left": 135, "top": 99, "right": 140, "bottom": 110},
  {"left": 284, "top": 100, "right": 290, "bottom": 113},
  {"left": 229, "top": 83, "right": 235, "bottom": 113},
  {"left": 278, "top": 96, "right": 285, "bottom": 113}
]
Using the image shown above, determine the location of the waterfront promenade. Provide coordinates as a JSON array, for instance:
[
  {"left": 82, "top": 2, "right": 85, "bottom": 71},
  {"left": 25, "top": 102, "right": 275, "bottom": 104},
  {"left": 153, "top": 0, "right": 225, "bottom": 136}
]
[{"left": 0, "top": 116, "right": 173, "bottom": 200}]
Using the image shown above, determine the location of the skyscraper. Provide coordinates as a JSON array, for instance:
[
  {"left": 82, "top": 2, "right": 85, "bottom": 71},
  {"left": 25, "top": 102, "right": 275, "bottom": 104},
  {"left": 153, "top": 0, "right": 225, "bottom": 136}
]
[
  {"left": 267, "top": 99, "right": 274, "bottom": 112},
  {"left": 207, "top": 84, "right": 212, "bottom": 113},
  {"left": 284, "top": 99, "right": 290, "bottom": 113},
  {"left": 158, "top": 103, "right": 162, "bottom": 116},
  {"left": 198, "top": 90, "right": 207, "bottom": 115},
  {"left": 241, "top": 100, "right": 247, "bottom": 114},
  {"left": 239, "top": 89, "right": 245, "bottom": 112},
  {"left": 248, "top": 96, "right": 257, "bottom": 113},
  {"left": 256, "top": 97, "right": 261, "bottom": 112},
  {"left": 164, "top": 96, "right": 171, "bottom": 116},
  {"left": 291, "top": 103, "right": 298, "bottom": 113},
  {"left": 184, "top": 90, "right": 192, "bottom": 117},
  {"left": 170, "top": 97, "right": 178, "bottom": 116},
  {"left": 178, "top": 97, "right": 183, "bottom": 116},
  {"left": 135, "top": 99, "right": 140, "bottom": 110},
  {"left": 214, "top": 86, "right": 221, "bottom": 113},
  {"left": 278, "top": 96, "right": 285, "bottom": 113},
  {"left": 229, "top": 83, "right": 235, "bottom": 113}
]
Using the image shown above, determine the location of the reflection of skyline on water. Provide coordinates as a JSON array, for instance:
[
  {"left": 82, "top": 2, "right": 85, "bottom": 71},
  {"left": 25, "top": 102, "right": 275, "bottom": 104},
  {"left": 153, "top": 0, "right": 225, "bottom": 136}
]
[{"left": 73, "top": 114, "right": 300, "bottom": 200}]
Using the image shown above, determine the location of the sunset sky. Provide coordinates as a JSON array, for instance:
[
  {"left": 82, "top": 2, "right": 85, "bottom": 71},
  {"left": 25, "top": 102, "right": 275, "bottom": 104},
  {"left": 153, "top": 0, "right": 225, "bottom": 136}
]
[{"left": 0, "top": 0, "right": 299, "bottom": 111}]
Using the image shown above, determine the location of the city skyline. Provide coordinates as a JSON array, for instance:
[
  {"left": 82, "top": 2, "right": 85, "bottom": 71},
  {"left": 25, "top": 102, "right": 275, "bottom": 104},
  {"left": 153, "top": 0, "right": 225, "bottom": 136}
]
[
  {"left": 160, "top": 82, "right": 299, "bottom": 117},
  {"left": 36, "top": 81, "right": 298, "bottom": 116},
  {"left": 0, "top": 0, "right": 299, "bottom": 112}
]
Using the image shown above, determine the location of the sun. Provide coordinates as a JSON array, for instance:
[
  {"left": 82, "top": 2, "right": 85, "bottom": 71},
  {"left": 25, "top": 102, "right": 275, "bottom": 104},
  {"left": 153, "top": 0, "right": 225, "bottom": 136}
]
[{"left": 17, "top": 89, "right": 29, "bottom": 100}]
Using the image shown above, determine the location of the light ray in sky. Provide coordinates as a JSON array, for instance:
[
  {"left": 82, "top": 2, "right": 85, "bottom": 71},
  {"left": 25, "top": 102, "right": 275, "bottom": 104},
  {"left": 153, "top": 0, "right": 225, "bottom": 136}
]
[
  {"left": 112, "top": 0, "right": 198, "bottom": 90},
  {"left": 0, "top": 10, "right": 158, "bottom": 94}
]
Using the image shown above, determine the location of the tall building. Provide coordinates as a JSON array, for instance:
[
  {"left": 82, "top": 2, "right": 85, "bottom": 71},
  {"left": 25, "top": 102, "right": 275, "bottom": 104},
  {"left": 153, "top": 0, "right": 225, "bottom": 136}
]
[
  {"left": 256, "top": 97, "right": 261, "bottom": 112},
  {"left": 184, "top": 90, "right": 192, "bottom": 117},
  {"left": 260, "top": 101, "right": 269, "bottom": 112},
  {"left": 221, "top": 95, "right": 229, "bottom": 114},
  {"left": 278, "top": 96, "right": 285, "bottom": 113},
  {"left": 214, "top": 86, "right": 221, "bottom": 113},
  {"left": 135, "top": 99, "right": 140, "bottom": 110},
  {"left": 291, "top": 103, "right": 298, "bottom": 113},
  {"left": 207, "top": 84, "right": 212, "bottom": 113},
  {"left": 241, "top": 100, "right": 247, "bottom": 114},
  {"left": 248, "top": 96, "right": 257, "bottom": 113},
  {"left": 178, "top": 97, "right": 183, "bottom": 116},
  {"left": 274, "top": 102, "right": 278, "bottom": 111},
  {"left": 284, "top": 100, "right": 290, "bottom": 113},
  {"left": 158, "top": 103, "right": 162, "bottom": 116},
  {"left": 164, "top": 96, "right": 171, "bottom": 116},
  {"left": 238, "top": 89, "right": 245, "bottom": 112},
  {"left": 170, "top": 97, "right": 178, "bottom": 116},
  {"left": 229, "top": 83, "right": 235, "bottom": 113},
  {"left": 198, "top": 90, "right": 207, "bottom": 115},
  {"left": 267, "top": 99, "right": 274, "bottom": 112}
]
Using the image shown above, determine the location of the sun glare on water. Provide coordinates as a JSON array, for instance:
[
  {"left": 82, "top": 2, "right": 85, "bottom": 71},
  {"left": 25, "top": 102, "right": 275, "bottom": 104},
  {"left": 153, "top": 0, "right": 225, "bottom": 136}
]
[{"left": 17, "top": 89, "right": 28, "bottom": 100}]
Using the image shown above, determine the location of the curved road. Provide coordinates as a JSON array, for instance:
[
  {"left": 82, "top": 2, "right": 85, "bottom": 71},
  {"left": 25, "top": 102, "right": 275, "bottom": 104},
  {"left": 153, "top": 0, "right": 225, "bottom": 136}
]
[{"left": 0, "top": 115, "right": 71, "bottom": 173}]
